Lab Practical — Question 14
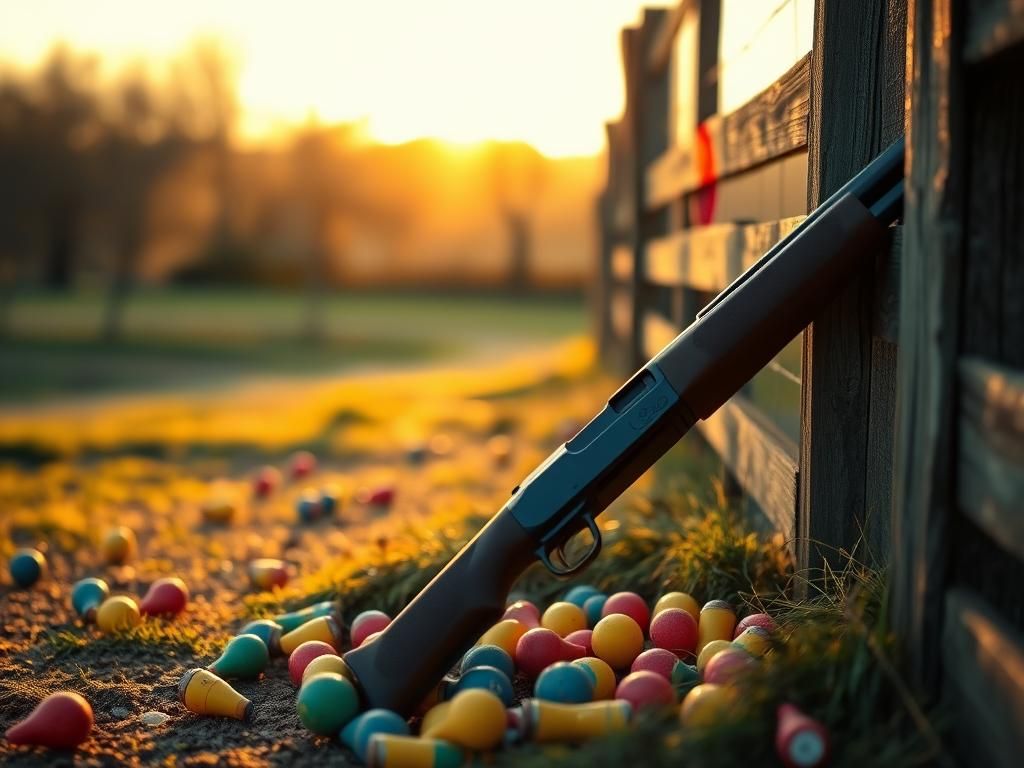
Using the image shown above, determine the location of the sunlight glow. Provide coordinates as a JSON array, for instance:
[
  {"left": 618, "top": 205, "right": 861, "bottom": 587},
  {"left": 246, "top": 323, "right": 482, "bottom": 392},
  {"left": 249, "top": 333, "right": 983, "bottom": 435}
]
[{"left": 0, "top": 0, "right": 655, "bottom": 157}]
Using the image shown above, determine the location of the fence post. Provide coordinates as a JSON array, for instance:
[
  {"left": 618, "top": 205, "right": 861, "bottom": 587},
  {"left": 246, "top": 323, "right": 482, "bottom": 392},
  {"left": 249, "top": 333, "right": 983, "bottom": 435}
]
[{"left": 797, "top": 0, "right": 906, "bottom": 578}]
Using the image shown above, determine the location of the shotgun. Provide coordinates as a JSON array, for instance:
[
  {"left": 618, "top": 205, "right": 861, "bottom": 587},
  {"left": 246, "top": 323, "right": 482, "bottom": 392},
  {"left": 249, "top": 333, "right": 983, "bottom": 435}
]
[{"left": 344, "top": 137, "right": 905, "bottom": 715}]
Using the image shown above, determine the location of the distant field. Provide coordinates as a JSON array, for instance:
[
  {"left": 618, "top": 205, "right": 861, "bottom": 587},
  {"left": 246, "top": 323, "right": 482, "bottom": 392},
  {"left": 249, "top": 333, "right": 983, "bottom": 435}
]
[{"left": 1, "top": 289, "right": 587, "bottom": 401}]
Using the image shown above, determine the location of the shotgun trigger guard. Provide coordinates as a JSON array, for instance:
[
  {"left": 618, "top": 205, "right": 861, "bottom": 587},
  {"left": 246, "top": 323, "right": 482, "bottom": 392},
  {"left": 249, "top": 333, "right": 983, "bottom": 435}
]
[{"left": 534, "top": 510, "right": 602, "bottom": 577}]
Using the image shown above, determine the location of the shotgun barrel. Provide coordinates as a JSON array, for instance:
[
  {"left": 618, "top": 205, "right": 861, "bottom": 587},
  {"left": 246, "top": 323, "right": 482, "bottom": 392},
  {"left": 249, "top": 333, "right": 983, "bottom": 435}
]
[{"left": 344, "top": 137, "right": 905, "bottom": 716}]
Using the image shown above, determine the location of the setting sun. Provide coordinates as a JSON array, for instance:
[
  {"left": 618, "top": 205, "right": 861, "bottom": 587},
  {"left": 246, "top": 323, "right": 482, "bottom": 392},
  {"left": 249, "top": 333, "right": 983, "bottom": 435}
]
[{"left": 0, "top": 0, "right": 653, "bottom": 157}]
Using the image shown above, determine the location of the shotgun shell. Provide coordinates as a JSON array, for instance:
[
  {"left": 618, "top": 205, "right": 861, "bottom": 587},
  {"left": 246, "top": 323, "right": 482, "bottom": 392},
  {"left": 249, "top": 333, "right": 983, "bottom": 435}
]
[
  {"left": 273, "top": 600, "right": 337, "bottom": 633},
  {"left": 591, "top": 614, "right": 644, "bottom": 670},
  {"left": 71, "top": 577, "right": 109, "bottom": 621},
  {"left": 653, "top": 591, "right": 700, "bottom": 621},
  {"left": 450, "top": 665, "right": 515, "bottom": 706},
  {"left": 279, "top": 616, "right": 344, "bottom": 656},
  {"left": 735, "top": 612, "right": 776, "bottom": 637},
  {"left": 139, "top": 577, "right": 189, "bottom": 617},
  {"left": 248, "top": 558, "right": 289, "bottom": 591},
  {"left": 102, "top": 526, "right": 136, "bottom": 565},
  {"left": 460, "top": 644, "right": 515, "bottom": 678},
  {"left": 600, "top": 592, "right": 650, "bottom": 632},
  {"left": 301, "top": 652, "right": 352, "bottom": 685},
  {"left": 535, "top": 662, "right": 594, "bottom": 704},
  {"left": 503, "top": 599, "right": 541, "bottom": 629},
  {"left": 351, "top": 610, "right": 392, "bottom": 648},
  {"left": 572, "top": 657, "right": 617, "bottom": 700},
  {"left": 679, "top": 683, "right": 734, "bottom": 728},
  {"left": 4, "top": 691, "right": 93, "bottom": 749},
  {"left": 340, "top": 709, "right": 410, "bottom": 763},
  {"left": 9, "top": 548, "right": 46, "bottom": 588},
  {"left": 289, "top": 640, "right": 338, "bottom": 686},
  {"left": 420, "top": 689, "right": 505, "bottom": 751},
  {"left": 776, "top": 703, "right": 831, "bottom": 768},
  {"left": 702, "top": 647, "right": 756, "bottom": 685},
  {"left": 733, "top": 625, "right": 773, "bottom": 657},
  {"left": 200, "top": 499, "right": 235, "bottom": 525},
  {"left": 698, "top": 600, "right": 737, "bottom": 654},
  {"left": 366, "top": 734, "right": 463, "bottom": 768},
  {"left": 516, "top": 628, "right": 587, "bottom": 678},
  {"left": 208, "top": 634, "right": 269, "bottom": 680},
  {"left": 542, "top": 602, "right": 587, "bottom": 637},
  {"left": 477, "top": 619, "right": 527, "bottom": 658},
  {"left": 517, "top": 698, "right": 631, "bottom": 743},
  {"left": 696, "top": 639, "right": 735, "bottom": 674},
  {"left": 96, "top": 595, "right": 141, "bottom": 634},
  {"left": 238, "top": 619, "right": 283, "bottom": 654},
  {"left": 296, "top": 672, "right": 359, "bottom": 736},
  {"left": 178, "top": 668, "right": 252, "bottom": 721}
]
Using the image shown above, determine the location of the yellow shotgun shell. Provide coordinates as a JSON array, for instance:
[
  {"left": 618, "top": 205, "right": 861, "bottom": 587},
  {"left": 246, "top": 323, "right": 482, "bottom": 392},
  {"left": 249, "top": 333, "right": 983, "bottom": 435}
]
[
  {"left": 178, "top": 668, "right": 253, "bottom": 721},
  {"left": 697, "top": 600, "right": 736, "bottom": 655},
  {"left": 279, "top": 616, "right": 344, "bottom": 656}
]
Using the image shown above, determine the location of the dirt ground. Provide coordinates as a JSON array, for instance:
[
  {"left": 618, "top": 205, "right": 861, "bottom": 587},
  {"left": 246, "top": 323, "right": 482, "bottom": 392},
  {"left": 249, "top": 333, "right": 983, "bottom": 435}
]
[{"left": 0, "top": 339, "right": 629, "bottom": 766}]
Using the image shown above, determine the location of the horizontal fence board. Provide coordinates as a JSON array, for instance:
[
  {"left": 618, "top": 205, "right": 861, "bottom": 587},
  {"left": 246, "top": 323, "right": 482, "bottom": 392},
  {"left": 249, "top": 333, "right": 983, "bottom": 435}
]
[
  {"left": 718, "top": 52, "right": 812, "bottom": 178},
  {"left": 646, "top": 216, "right": 806, "bottom": 292},
  {"left": 643, "top": 310, "right": 683, "bottom": 358},
  {"left": 958, "top": 357, "right": 1024, "bottom": 561},
  {"left": 944, "top": 588, "right": 1024, "bottom": 768},
  {"left": 697, "top": 395, "right": 799, "bottom": 541},
  {"left": 611, "top": 245, "right": 635, "bottom": 282},
  {"left": 965, "top": 0, "right": 1024, "bottom": 63},
  {"left": 646, "top": 54, "right": 811, "bottom": 208}
]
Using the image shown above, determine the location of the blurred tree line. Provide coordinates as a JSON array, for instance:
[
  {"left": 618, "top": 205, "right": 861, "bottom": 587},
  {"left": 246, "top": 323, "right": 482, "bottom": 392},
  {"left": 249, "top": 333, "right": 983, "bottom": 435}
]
[{"left": 0, "top": 43, "right": 598, "bottom": 339}]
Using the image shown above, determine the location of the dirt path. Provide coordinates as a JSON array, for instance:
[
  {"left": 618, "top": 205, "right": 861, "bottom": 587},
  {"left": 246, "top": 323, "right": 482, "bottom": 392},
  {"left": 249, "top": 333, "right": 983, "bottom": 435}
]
[{"left": 0, "top": 340, "right": 613, "bottom": 766}]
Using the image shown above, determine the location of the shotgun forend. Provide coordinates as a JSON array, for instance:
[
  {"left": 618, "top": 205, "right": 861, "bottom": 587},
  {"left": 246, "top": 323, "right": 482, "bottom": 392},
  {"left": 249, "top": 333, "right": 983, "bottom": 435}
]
[{"left": 343, "top": 137, "right": 906, "bottom": 716}]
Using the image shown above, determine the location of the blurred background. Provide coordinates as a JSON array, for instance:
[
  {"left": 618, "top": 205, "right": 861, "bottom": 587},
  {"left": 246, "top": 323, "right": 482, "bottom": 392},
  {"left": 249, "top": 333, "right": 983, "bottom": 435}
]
[{"left": 0, "top": 1, "right": 651, "bottom": 401}]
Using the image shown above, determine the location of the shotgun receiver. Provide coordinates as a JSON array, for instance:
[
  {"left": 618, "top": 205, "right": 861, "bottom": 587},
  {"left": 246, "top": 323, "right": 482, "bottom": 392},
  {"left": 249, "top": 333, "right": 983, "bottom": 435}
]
[{"left": 344, "top": 137, "right": 905, "bottom": 715}]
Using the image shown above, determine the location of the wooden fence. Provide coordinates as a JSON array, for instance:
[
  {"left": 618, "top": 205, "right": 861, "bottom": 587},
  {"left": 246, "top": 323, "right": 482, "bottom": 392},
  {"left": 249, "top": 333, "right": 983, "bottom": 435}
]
[
  {"left": 597, "top": 0, "right": 903, "bottom": 569},
  {"left": 598, "top": 1, "right": 1024, "bottom": 764}
]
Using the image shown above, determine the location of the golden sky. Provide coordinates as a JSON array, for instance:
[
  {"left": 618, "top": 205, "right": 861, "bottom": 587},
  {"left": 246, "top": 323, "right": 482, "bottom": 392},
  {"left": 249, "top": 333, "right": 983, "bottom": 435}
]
[{"left": 0, "top": 0, "right": 655, "bottom": 157}]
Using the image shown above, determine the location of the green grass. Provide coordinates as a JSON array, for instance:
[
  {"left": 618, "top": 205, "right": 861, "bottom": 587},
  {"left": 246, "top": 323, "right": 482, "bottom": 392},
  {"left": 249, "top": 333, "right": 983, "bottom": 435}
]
[{"left": 0, "top": 288, "right": 587, "bottom": 402}]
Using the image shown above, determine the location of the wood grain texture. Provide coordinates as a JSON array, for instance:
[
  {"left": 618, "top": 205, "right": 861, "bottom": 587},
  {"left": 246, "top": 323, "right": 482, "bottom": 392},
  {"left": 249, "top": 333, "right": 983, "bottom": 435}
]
[
  {"left": 958, "top": 358, "right": 1024, "bottom": 563},
  {"left": 890, "top": 0, "right": 965, "bottom": 694},
  {"left": 961, "top": 46, "right": 1024, "bottom": 368},
  {"left": 799, "top": 0, "right": 906, "bottom": 583},
  {"left": 965, "top": 0, "right": 1024, "bottom": 62},
  {"left": 645, "top": 56, "right": 810, "bottom": 208},
  {"left": 719, "top": 53, "right": 812, "bottom": 178},
  {"left": 943, "top": 588, "right": 1024, "bottom": 768},
  {"left": 645, "top": 217, "right": 807, "bottom": 290},
  {"left": 696, "top": 395, "right": 799, "bottom": 542}
]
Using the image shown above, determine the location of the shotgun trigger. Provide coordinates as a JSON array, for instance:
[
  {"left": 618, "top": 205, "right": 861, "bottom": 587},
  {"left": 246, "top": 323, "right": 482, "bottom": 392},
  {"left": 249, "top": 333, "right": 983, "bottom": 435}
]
[{"left": 535, "top": 510, "right": 602, "bottom": 577}]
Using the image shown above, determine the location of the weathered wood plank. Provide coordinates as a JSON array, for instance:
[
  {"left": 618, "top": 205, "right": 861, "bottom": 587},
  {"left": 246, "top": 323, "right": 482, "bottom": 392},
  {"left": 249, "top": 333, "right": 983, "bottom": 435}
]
[
  {"left": 645, "top": 217, "right": 810, "bottom": 291},
  {"left": 891, "top": 0, "right": 966, "bottom": 694},
  {"left": 644, "top": 224, "right": 740, "bottom": 291},
  {"left": 697, "top": 394, "right": 799, "bottom": 542},
  {"left": 965, "top": 0, "right": 1024, "bottom": 62},
  {"left": 943, "top": 589, "right": 1024, "bottom": 768},
  {"left": 961, "top": 46, "right": 1024, "bottom": 369},
  {"left": 958, "top": 358, "right": 1024, "bottom": 562},
  {"left": 645, "top": 56, "right": 810, "bottom": 208},
  {"left": 718, "top": 53, "right": 811, "bottom": 178},
  {"left": 799, "top": 0, "right": 906, "bottom": 581}
]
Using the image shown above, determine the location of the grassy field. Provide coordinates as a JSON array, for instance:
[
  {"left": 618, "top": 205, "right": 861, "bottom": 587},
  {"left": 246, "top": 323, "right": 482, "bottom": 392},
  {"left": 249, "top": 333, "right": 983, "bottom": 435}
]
[
  {"left": 0, "top": 293, "right": 947, "bottom": 766},
  {"left": 1, "top": 289, "right": 587, "bottom": 402}
]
